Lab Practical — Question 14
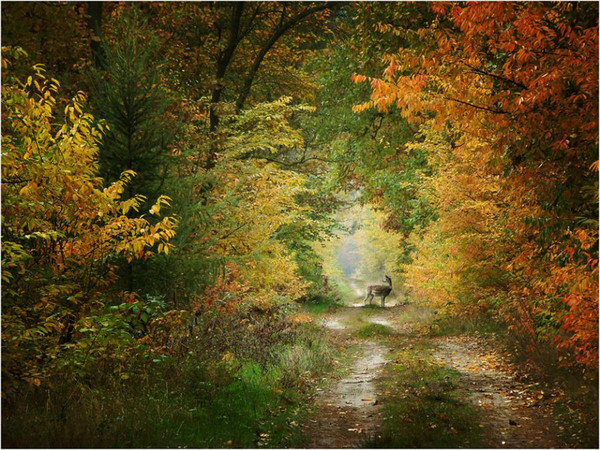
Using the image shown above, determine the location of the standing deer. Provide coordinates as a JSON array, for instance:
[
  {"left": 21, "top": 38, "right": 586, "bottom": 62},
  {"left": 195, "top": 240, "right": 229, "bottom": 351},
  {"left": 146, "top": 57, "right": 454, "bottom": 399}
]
[{"left": 364, "top": 275, "right": 392, "bottom": 307}]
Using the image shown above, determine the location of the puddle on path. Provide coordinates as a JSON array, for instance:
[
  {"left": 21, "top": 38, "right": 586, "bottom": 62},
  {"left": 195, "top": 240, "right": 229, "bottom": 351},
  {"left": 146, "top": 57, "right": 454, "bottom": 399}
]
[
  {"left": 333, "top": 341, "right": 387, "bottom": 407},
  {"left": 367, "top": 317, "right": 392, "bottom": 328}
]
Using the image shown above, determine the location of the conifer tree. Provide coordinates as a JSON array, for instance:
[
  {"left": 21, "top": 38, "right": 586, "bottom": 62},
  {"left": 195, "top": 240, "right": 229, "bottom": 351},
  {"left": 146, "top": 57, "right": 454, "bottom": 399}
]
[
  {"left": 89, "top": 9, "right": 179, "bottom": 292},
  {"left": 89, "top": 9, "right": 177, "bottom": 212}
]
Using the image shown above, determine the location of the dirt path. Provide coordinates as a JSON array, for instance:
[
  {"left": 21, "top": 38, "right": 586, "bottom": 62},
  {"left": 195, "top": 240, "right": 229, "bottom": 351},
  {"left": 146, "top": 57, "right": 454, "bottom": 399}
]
[
  {"left": 433, "top": 335, "right": 561, "bottom": 448},
  {"left": 302, "top": 307, "right": 392, "bottom": 448},
  {"left": 301, "top": 304, "right": 565, "bottom": 449}
]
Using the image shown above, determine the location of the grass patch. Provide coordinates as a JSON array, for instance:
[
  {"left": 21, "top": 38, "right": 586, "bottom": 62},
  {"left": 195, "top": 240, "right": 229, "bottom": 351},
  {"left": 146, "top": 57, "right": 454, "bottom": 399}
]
[
  {"left": 356, "top": 322, "right": 395, "bottom": 338},
  {"left": 361, "top": 303, "right": 383, "bottom": 309},
  {"left": 367, "top": 341, "right": 482, "bottom": 448},
  {"left": 2, "top": 358, "right": 311, "bottom": 449}
]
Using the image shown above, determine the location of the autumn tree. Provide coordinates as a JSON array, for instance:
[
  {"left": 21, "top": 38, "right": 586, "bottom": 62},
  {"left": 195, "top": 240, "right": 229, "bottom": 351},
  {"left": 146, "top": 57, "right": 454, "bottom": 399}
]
[
  {"left": 1, "top": 48, "right": 176, "bottom": 393},
  {"left": 143, "top": 2, "right": 333, "bottom": 170},
  {"left": 303, "top": 2, "right": 437, "bottom": 283},
  {"left": 87, "top": 10, "right": 181, "bottom": 292},
  {"left": 353, "top": 2, "right": 599, "bottom": 368},
  {"left": 1, "top": 2, "right": 90, "bottom": 95}
]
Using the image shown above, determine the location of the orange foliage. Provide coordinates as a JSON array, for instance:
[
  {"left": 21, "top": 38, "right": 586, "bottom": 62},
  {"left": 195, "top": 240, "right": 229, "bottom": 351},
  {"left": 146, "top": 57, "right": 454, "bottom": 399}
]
[{"left": 354, "top": 3, "right": 598, "bottom": 368}]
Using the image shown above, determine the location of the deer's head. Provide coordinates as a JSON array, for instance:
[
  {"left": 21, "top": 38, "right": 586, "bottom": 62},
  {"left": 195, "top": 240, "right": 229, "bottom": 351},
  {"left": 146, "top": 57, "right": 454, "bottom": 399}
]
[{"left": 385, "top": 275, "right": 392, "bottom": 286}]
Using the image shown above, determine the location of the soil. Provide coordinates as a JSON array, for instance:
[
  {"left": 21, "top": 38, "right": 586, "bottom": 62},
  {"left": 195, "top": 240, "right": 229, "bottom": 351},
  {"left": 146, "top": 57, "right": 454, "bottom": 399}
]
[
  {"left": 302, "top": 307, "right": 389, "bottom": 448},
  {"left": 300, "top": 304, "right": 565, "bottom": 449}
]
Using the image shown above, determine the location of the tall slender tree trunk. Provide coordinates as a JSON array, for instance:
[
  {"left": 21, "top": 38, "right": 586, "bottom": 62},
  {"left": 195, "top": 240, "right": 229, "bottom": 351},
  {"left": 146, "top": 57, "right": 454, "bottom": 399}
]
[{"left": 86, "top": 2, "right": 103, "bottom": 68}]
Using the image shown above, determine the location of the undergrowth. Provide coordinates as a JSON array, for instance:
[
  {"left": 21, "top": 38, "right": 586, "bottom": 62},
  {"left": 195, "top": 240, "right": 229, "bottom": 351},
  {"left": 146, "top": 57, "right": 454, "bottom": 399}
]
[
  {"left": 428, "top": 312, "right": 506, "bottom": 337},
  {"left": 300, "top": 291, "right": 344, "bottom": 315},
  {"left": 2, "top": 302, "right": 334, "bottom": 448}
]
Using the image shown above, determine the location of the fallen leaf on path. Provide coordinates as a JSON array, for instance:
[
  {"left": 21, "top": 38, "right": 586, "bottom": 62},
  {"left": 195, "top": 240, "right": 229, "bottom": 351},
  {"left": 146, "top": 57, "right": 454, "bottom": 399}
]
[{"left": 361, "top": 397, "right": 372, "bottom": 401}]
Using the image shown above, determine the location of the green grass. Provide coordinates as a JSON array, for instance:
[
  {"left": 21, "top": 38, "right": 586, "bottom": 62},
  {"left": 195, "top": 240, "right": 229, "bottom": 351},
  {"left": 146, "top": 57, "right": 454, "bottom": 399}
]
[
  {"left": 366, "top": 341, "right": 482, "bottom": 448},
  {"left": 361, "top": 303, "right": 383, "bottom": 309},
  {"left": 2, "top": 321, "right": 334, "bottom": 448},
  {"left": 356, "top": 322, "right": 395, "bottom": 338},
  {"left": 2, "top": 362, "right": 308, "bottom": 449}
]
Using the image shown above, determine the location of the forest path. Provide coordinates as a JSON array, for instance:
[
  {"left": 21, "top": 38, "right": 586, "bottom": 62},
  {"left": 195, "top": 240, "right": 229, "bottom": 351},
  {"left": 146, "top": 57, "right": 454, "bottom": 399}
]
[
  {"left": 300, "top": 303, "right": 563, "bottom": 448},
  {"left": 432, "top": 335, "right": 562, "bottom": 448},
  {"left": 302, "top": 306, "right": 392, "bottom": 448}
]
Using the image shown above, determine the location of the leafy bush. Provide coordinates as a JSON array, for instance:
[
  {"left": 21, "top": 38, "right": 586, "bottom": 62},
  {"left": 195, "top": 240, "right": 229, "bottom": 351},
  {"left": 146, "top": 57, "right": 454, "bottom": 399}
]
[{"left": 1, "top": 48, "right": 176, "bottom": 395}]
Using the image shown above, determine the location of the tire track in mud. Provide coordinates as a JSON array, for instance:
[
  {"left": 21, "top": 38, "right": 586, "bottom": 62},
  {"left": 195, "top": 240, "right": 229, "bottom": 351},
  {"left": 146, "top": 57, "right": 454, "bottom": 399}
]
[
  {"left": 434, "top": 336, "right": 562, "bottom": 449},
  {"left": 302, "top": 307, "right": 394, "bottom": 448},
  {"left": 301, "top": 305, "right": 563, "bottom": 449}
]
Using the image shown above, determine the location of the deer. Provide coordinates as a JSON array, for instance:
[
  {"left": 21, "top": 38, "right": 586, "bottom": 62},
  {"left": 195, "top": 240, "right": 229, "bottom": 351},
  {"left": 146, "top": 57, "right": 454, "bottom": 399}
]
[{"left": 364, "top": 275, "right": 392, "bottom": 307}]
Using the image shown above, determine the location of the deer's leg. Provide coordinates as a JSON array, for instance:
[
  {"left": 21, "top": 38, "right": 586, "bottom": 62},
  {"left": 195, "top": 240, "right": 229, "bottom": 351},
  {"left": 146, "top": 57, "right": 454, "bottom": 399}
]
[{"left": 381, "top": 294, "right": 387, "bottom": 308}]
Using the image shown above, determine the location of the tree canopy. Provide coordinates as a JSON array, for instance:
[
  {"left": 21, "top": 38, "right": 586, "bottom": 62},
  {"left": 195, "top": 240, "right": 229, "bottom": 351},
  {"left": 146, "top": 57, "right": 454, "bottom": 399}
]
[{"left": 1, "top": 2, "right": 598, "bottom": 447}]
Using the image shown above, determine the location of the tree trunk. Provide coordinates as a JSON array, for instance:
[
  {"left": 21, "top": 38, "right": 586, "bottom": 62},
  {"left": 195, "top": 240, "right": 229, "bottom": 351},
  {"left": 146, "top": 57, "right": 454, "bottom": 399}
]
[{"left": 86, "top": 2, "right": 103, "bottom": 68}]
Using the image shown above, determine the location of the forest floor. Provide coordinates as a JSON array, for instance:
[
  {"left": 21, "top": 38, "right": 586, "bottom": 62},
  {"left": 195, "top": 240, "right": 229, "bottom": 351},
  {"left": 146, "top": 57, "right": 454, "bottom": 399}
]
[{"left": 299, "top": 301, "right": 571, "bottom": 449}]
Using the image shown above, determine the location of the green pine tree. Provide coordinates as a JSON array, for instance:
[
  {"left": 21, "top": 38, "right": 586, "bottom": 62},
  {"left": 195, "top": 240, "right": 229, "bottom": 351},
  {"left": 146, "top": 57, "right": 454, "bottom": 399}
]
[
  {"left": 89, "top": 9, "right": 177, "bottom": 212},
  {"left": 89, "top": 9, "right": 179, "bottom": 292}
]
